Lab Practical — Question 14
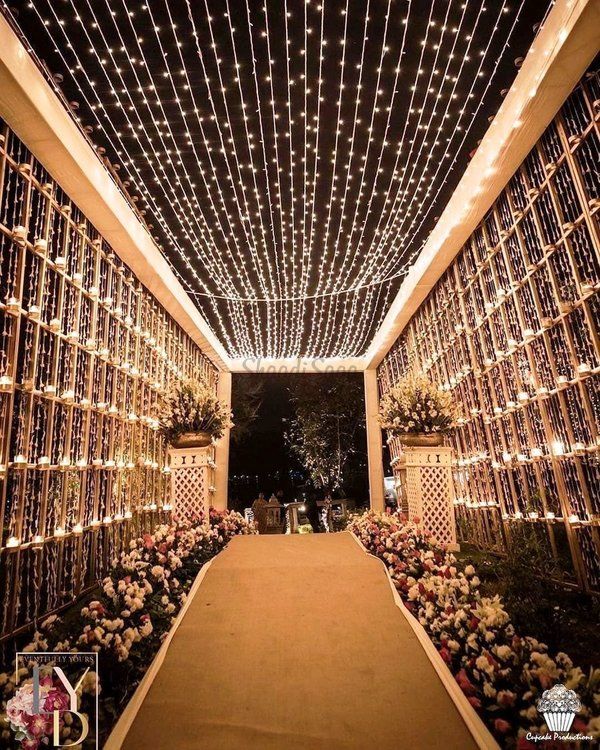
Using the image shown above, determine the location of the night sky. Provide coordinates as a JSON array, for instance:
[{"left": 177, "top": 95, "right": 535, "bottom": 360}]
[{"left": 228, "top": 374, "right": 302, "bottom": 509}]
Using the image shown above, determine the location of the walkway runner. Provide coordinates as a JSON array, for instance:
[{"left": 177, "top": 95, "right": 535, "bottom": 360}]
[{"left": 109, "top": 533, "right": 495, "bottom": 749}]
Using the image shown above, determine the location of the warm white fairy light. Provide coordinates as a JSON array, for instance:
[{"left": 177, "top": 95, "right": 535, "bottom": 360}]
[
  {"left": 354, "top": 0, "right": 519, "bottom": 290},
  {"left": 7, "top": 0, "right": 542, "bottom": 358}
]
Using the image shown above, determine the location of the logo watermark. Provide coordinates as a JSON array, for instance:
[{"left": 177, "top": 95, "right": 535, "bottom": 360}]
[
  {"left": 7, "top": 652, "right": 99, "bottom": 748},
  {"left": 239, "top": 357, "right": 359, "bottom": 374},
  {"left": 526, "top": 683, "right": 593, "bottom": 744}
]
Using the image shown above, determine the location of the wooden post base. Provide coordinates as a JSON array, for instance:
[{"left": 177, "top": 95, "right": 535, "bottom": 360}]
[
  {"left": 403, "top": 446, "right": 459, "bottom": 551},
  {"left": 168, "top": 446, "right": 215, "bottom": 522}
]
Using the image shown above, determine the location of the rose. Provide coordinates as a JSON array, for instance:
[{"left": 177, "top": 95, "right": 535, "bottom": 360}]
[
  {"left": 6, "top": 677, "right": 70, "bottom": 746},
  {"left": 7, "top": 683, "right": 36, "bottom": 729}
]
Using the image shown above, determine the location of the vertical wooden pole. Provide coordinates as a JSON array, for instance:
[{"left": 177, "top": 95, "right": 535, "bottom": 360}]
[
  {"left": 213, "top": 371, "right": 232, "bottom": 511},
  {"left": 364, "top": 369, "right": 385, "bottom": 512}
]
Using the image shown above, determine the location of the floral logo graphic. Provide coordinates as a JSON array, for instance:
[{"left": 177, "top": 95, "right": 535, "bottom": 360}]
[
  {"left": 7, "top": 677, "right": 70, "bottom": 748},
  {"left": 6, "top": 653, "right": 98, "bottom": 749},
  {"left": 537, "top": 683, "right": 582, "bottom": 733}
]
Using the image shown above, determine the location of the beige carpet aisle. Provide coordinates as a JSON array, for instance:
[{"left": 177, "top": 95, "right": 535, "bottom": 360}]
[{"left": 118, "top": 533, "right": 481, "bottom": 750}]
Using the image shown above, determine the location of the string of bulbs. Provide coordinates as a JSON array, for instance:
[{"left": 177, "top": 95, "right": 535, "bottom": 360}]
[{"left": 7, "top": 0, "right": 546, "bottom": 358}]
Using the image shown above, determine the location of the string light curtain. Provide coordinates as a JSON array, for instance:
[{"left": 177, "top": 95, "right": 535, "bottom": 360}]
[
  {"left": 379, "top": 70, "right": 600, "bottom": 592},
  {"left": 0, "top": 119, "right": 219, "bottom": 637},
  {"left": 3, "top": 0, "right": 551, "bottom": 358}
]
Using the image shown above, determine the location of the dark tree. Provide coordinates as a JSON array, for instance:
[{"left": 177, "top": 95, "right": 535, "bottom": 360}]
[
  {"left": 229, "top": 373, "right": 368, "bottom": 509},
  {"left": 286, "top": 374, "right": 367, "bottom": 497},
  {"left": 230, "top": 377, "right": 264, "bottom": 446}
]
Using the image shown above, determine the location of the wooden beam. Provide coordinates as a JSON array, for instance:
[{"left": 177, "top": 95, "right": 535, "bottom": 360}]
[
  {"left": 213, "top": 372, "right": 232, "bottom": 511},
  {"left": 364, "top": 369, "right": 385, "bottom": 511}
]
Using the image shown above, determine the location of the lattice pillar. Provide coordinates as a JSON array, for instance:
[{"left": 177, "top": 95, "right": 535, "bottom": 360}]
[
  {"left": 404, "top": 446, "right": 458, "bottom": 551},
  {"left": 168, "top": 446, "right": 215, "bottom": 522}
]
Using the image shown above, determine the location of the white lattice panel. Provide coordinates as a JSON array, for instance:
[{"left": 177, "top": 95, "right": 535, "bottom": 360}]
[
  {"left": 404, "top": 447, "right": 458, "bottom": 550},
  {"left": 168, "top": 447, "right": 214, "bottom": 522}
]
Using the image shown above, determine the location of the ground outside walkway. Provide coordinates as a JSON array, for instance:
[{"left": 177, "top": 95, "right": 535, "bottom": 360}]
[{"left": 109, "top": 533, "right": 494, "bottom": 750}]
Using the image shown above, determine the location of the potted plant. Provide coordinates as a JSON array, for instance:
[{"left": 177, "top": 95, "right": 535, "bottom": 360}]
[
  {"left": 378, "top": 373, "right": 458, "bottom": 447},
  {"left": 158, "top": 377, "right": 233, "bottom": 448}
]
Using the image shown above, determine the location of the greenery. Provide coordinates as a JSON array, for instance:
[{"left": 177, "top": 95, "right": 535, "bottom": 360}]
[
  {"left": 158, "top": 377, "right": 233, "bottom": 443},
  {"left": 378, "top": 373, "right": 458, "bottom": 436},
  {"left": 457, "top": 524, "right": 600, "bottom": 671},
  {"left": 285, "top": 374, "right": 367, "bottom": 494},
  {"left": 229, "top": 377, "right": 263, "bottom": 446}
]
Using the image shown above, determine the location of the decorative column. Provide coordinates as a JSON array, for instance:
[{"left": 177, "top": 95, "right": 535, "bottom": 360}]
[
  {"left": 364, "top": 369, "right": 385, "bottom": 511},
  {"left": 213, "top": 371, "right": 232, "bottom": 511},
  {"left": 168, "top": 446, "right": 215, "bottom": 522},
  {"left": 403, "top": 446, "right": 458, "bottom": 550}
]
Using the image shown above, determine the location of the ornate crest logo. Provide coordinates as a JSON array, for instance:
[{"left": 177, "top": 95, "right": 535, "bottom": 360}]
[{"left": 536, "top": 683, "right": 581, "bottom": 733}]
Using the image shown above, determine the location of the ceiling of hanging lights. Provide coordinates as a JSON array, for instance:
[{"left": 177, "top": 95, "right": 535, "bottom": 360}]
[{"left": 3, "top": 0, "right": 552, "bottom": 359}]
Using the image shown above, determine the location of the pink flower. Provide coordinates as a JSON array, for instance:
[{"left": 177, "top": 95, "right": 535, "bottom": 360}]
[
  {"left": 537, "top": 670, "right": 553, "bottom": 689},
  {"left": 494, "top": 719, "right": 511, "bottom": 734},
  {"left": 455, "top": 669, "right": 476, "bottom": 696},
  {"left": 439, "top": 647, "right": 451, "bottom": 664},
  {"left": 24, "top": 712, "right": 52, "bottom": 738},
  {"left": 497, "top": 690, "right": 516, "bottom": 707},
  {"left": 44, "top": 684, "right": 70, "bottom": 713},
  {"left": 6, "top": 683, "right": 35, "bottom": 729},
  {"left": 572, "top": 717, "right": 588, "bottom": 733},
  {"left": 6, "top": 679, "right": 69, "bottom": 746},
  {"left": 517, "top": 738, "right": 536, "bottom": 749}
]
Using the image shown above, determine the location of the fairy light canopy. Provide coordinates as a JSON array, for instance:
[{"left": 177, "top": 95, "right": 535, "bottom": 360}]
[{"left": 3, "top": 0, "right": 551, "bottom": 360}]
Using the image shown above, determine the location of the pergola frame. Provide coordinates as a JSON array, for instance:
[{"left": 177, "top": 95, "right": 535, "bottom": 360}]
[{"left": 0, "top": 0, "right": 597, "bottom": 513}]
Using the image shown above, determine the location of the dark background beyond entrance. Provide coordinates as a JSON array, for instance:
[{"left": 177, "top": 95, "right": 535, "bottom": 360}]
[{"left": 228, "top": 372, "right": 369, "bottom": 512}]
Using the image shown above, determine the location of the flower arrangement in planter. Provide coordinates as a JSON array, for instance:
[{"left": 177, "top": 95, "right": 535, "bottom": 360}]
[
  {"left": 158, "top": 378, "right": 233, "bottom": 448},
  {"left": 0, "top": 509, "right": 255, "bottom": 748},
  {"left": 348, "top": 510, "right": 600, "bottom": 747},
  {"left": 378, "top": 373, "right": 458, "bottom": 446}
]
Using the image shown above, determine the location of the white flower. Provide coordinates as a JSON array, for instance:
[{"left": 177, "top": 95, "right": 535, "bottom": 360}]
[{"left": 495, "top": 645, "right": 512, "bottom": 661}]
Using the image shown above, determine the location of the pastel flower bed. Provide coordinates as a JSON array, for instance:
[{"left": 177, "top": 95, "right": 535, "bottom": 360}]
[
  {"left": 349, "top": 510, "right": 600, "bottom": 748},
  {"left": 0, "top": 508, "right": 255, "bottom": 748}
]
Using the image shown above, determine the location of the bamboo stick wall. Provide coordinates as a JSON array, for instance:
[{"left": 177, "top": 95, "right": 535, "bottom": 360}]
[
  {"left": 378, "top": 71, "right": 600, "bottom": 592},
  {"left": 0, "top": 120, "right": 218, "bottom": 638}
]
